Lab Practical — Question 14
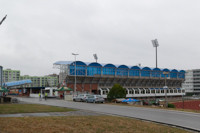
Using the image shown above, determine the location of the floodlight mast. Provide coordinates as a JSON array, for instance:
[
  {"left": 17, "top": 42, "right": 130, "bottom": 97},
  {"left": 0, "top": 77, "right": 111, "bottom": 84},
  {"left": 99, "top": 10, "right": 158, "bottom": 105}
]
[{"left": 151, "top": 39, "right": 159, "bottom": 68}]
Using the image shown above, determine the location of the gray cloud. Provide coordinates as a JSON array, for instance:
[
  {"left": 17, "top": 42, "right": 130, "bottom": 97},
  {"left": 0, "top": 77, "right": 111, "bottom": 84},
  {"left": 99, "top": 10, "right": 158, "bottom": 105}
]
[{"left": 0, "top": 0, "right": 200, "bottom": 76}]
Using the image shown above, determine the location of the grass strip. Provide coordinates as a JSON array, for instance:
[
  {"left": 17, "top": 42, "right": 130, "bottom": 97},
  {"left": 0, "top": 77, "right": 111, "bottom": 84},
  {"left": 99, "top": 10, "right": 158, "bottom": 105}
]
[
  {"left": 108, "top": 103, "right": 200, "bottom": 113},
  {"left": 0, "top": 104, "right": 75, "bottom": 114}
]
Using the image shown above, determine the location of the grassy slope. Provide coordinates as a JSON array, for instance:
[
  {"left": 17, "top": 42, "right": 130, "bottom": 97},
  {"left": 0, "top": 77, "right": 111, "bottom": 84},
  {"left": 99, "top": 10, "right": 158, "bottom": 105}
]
[{"left": 0, "top": 116, "right": 191, "bottom": 133}]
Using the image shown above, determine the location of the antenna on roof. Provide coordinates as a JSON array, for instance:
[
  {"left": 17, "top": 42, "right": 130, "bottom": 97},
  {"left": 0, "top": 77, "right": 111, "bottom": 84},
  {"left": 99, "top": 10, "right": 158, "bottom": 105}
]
[{"left": 93, "top": 54, "right": 98, "bottom": 62}]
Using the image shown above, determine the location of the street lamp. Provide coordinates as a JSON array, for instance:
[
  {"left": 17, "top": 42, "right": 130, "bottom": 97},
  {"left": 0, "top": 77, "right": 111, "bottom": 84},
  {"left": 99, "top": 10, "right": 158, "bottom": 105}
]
[
  {"left": 151, "top": 39, "right": 159, "bottom": 68},
  {"left": 72, "top": 53, "right": 79, "bottom": 96},
  {"left": 163, "top": 71, "right": 169, "bottom": 108},
  {"left": 182, "top": 93, "right": 184, "bottom": 109}
]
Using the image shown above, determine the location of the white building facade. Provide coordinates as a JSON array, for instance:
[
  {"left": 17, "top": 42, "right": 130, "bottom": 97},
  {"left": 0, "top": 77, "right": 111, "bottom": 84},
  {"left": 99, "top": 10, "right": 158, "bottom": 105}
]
[
  {"left": 0, "top": 66, "right": 2, "bottom": 87},
  {"left": 182, "top": 69, "right": 200, "bottom": 94}
]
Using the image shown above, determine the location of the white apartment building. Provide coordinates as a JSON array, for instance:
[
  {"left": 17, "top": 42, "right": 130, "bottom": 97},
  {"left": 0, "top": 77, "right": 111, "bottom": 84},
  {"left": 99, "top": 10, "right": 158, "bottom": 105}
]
[
  {"left": 2, "top": 69, "right": 58, "bottom": 88},
  {"left": 182, "top": 69, "right": 200, "bottom": 94},
  {"left": 0, "top": 66, "right": 2, "bottom": 87}
]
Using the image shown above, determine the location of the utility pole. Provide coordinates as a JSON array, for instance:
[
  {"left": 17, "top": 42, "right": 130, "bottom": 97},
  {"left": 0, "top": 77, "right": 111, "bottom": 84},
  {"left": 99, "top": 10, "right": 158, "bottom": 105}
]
[
  {"left": 72, "top": 53, "right": 79, "bottom": 96},
  {"left": 163, "top": 71, "right": 169, "bottom": 108}
]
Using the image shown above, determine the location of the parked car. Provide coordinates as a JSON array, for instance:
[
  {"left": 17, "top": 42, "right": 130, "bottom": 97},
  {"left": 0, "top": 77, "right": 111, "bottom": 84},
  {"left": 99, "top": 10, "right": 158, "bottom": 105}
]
[
  {"left": 73, "top": 94, "right": 92, "bottom": 102},
  {"left": 86, "top": 95, "right": 105, "bottom": 103},
  {"left": 82, "top": 94, "right": 93, "bottom": 102}
]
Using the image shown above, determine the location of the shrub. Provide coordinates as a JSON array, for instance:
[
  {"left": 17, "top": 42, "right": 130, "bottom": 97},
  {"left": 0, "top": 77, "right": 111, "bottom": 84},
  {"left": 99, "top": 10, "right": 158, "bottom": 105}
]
[
  {"left": 168, "top": 103, "right": 175, "bottom": 108},
  {"left": 107, "top": 84, "right": 126, "bottom": 101}
]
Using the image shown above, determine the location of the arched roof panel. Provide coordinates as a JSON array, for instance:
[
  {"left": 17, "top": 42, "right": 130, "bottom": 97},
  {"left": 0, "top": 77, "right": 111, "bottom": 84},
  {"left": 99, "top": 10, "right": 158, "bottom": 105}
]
[
  {"left": 88, "top": 62, "right": 102, "bottom": 67},
  {"left": 118, "top": 65, "right": 129, "bottom": 69},
  {"left": 104, "top": 64, "right": 116, "bottom": 68},
  {"left": 180, "top": 70, "right": 185, "bottom": 73},
  {"left": 142, "top": 67, "right": 151, "bottom": 70},
  {"left": 162, "top": 68, "right": 170, "bottom": 72},
  {"left": 171, "top": 69, "right": 178, "bottom": 72},
  {"left": 153, "top": 68, "right": 161, "bottom": 71},
  {"left": 131, "top": 66, "right": 141, "bottom": 70},
  {"left": 70, "top": 61, "right": 87, "bottom": 66}
]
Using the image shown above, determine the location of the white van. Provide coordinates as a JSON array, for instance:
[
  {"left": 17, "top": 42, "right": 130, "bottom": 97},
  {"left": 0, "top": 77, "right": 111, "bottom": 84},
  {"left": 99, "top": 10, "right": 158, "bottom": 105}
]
[{"left": 44, "top": 87, "right": 58, "bottom": 98}]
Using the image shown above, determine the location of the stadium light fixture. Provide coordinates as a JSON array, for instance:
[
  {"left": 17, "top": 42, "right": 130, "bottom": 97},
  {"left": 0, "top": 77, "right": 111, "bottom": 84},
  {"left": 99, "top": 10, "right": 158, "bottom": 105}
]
[
  {"left": 151, "top": 39, "right": 159, "bottom": 68},
  {"left": 93, "top": 54, "right": 98, "bottom": 62},
  {"left": 72, "top": 53, "right": 79, "bottom": 96}
]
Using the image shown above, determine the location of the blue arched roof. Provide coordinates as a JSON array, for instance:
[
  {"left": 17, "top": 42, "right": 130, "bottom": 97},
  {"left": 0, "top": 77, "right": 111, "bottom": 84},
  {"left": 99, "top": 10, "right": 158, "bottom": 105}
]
[
  {"left": 179, "top": 70, "right": 185, "bottom": 73},
  {"left": 153, "top": 68, "right": 161, "bottom": 71},
  {"left": 118, "top": 65, "right": 129, "bottom": 69},
  {"left": 131, "top": 66, "right": 141, "bottom": 70},
  {"left": 142, "top": 67, "right": 151, "bottom": 70},
  {"left": 171, "top": 69, "right": 178, "bottom": 72},
  {"left": 54, "top": 61, "right": 184, "bottom": 75},
  {"left": 70, "top": 61, "right": 87, "bottom": 66},
  {"left": 104, "top": 64, "right": 116, "bottom": 68},
  {"left": 88, "top": 62, "right": 102, "bottom": 67},
  {"left": 162, "top": 68, "right": 170, "bottom": 72}
]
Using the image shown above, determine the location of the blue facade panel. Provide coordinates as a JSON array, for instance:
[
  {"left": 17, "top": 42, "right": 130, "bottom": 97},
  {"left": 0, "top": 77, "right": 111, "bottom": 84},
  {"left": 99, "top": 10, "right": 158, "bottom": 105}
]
[
  {"left": 170, "top": 72, "right": 178, "bottom": 78},
  {"left": 141, "top": 70, "right": 151, "bottom": 77},
  {"left": 87, "top": 67, "right": 101, "bottom": 76},
  {"left": 151, "top": 71, "right": 161, "bottom": 77},
  {"left": 129, "top": 69, "right": 140, "bottom": 76},
  {"left": 70, "top": 65, "right": 86, "bottom": 76},
  {"left": 117, "top": 69, "right": 128, "bottom": 76},
  {"left": 103, "top": 67, "right": 115, "bottom": 75}
]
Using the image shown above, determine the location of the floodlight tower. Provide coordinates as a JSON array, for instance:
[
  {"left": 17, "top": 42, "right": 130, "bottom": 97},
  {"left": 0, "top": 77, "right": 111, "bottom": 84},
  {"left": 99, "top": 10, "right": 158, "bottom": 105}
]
[
  {"left": 72, "top": 53, "right": 79, "bottom": 96},
  {"left": 0, "top": 15, "right": 7, "bottom": 26},
  {"left": 151, "top": 39, "right": 159, "bottom": 68},
  {"left": 93, "top": 54, "right": 98, "bottom": 62}
]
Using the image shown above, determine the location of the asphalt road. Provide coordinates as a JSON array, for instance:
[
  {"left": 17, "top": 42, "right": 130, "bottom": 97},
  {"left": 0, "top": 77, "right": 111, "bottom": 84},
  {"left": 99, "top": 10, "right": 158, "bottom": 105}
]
[{"left": 17, "top": 97, "right": 200, "bottom": 132}]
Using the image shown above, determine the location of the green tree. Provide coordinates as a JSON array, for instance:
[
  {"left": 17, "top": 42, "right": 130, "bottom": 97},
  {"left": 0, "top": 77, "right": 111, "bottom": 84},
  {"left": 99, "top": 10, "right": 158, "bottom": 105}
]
[{"left": 107, "top": 84, "right": 126, "bottom": 101}]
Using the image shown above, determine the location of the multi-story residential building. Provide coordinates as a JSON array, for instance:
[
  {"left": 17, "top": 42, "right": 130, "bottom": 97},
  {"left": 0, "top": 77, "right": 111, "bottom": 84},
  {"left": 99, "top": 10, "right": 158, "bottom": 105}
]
[
  {"left": 2, "top": 69, "right": 58, "bottom": 88},
  {"left": 0, "top": 66, "right": 2, "bottom": 87},
  {"left": 183, "top": 69, "right": 200, "bottom": 95},
  {"left": 3, "top": 69, "right": 20, "bottom": 83},
  {"left": 20, "top": 75, "right": 58, "bottom": 87}
]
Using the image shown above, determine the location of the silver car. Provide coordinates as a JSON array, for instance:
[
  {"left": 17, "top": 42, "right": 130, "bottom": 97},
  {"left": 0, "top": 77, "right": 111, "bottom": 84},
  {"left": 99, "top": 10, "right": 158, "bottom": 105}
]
[
  {"left": 73, "top": 94, "right": 91, "bottom": 102},
  {"left": 86, "top": 95, "right": 105, "bottom": 103}
]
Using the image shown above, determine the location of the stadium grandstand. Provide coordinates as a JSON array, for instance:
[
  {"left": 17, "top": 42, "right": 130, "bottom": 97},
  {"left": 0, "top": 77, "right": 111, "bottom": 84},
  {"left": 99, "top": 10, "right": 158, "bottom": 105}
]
[{"left": 53, "top": 61, "right": 185, "bottom": 98}]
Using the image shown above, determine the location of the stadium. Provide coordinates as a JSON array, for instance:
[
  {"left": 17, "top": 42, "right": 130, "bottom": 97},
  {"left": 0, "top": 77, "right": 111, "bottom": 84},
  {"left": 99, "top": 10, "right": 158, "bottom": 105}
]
[{"left": 54, "top": 61, "right": 185, "bottom": 98}]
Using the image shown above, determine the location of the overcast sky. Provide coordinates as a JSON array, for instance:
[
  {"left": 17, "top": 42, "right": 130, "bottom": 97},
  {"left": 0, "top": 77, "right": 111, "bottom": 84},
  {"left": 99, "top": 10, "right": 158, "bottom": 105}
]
[{"left": 0, "top": 0, "right": 200, "bottom": 76}]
